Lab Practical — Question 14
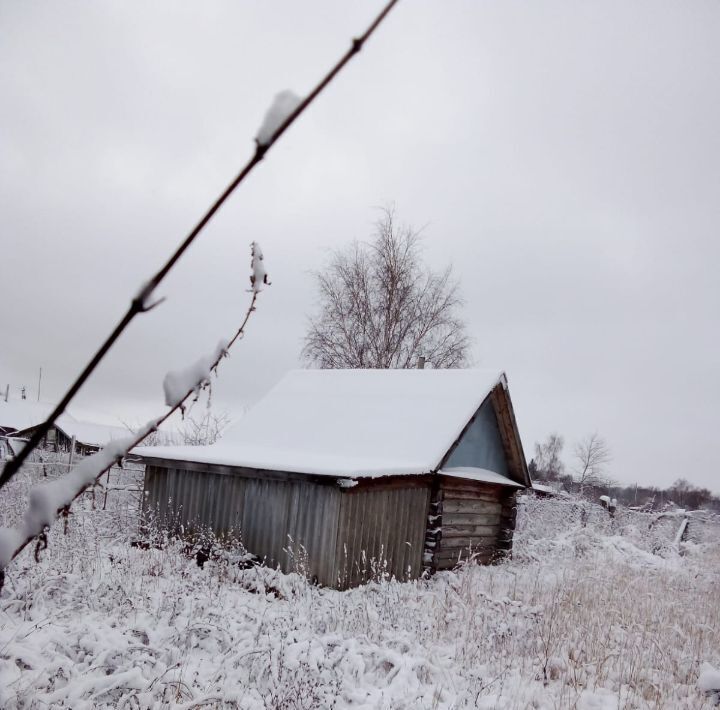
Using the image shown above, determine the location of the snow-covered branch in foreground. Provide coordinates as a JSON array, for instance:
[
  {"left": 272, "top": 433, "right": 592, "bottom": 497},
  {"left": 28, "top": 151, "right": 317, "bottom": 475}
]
[
  {"left": 163, "top": 340, "right": 229, "bottom": 408},
  {"left": 0, "top": 421, "right": 155, "bottom": 568},
  {"left": 256, "top": 91, "right": 303, "bottom": 146},
  {"left": 0, "top": 244, "right": 267, "bottom": 582},
  {"left": 698, "top": 663, "right": 720, "bottom": 694},
  {"left": 0, "top": 1, "right": 400, "bottom": 491},
  {"left": 250, "top": 241, "right": 270, "bottom": 292}
]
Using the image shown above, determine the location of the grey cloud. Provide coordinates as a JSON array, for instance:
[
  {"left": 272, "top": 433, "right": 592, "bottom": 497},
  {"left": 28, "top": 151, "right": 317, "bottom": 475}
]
[{"left": 2, "top": 1, "right": 718, "bottom": 492}]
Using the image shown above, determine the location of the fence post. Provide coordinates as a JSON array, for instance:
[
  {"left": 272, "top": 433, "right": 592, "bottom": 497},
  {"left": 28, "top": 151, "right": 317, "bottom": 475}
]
[
  {"left": 103, "top": 467, "right": 111, "bottom": 510},
  {"left": 68, "top": 435, "right": 76, "bottom": 469}
]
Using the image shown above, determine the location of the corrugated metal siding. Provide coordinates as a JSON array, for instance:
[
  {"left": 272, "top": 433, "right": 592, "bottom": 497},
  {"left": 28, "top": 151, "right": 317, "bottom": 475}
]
[
  {"left": 443, "top": 398, "right": 509, "bottom": 474},
  {"left": 335, "top": 486, "right": 430, "bottom": 589},
  {"left": 143, "top": 465, "right": 342, "bottom": 586}
]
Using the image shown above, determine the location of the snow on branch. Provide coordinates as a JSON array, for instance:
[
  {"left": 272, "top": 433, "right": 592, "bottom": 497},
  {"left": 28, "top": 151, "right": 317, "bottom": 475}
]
[
  {"left": 698, "top": 663, "right": 720, "bottom": 693},
  {"left": 0, "top": 244, "right": 269, "bottom": 586},
  {"left": 0, "top": 422, "right": 155, "bottom": 568},
  {"left": 250, "top": 241, "right": 270, "bottom": 292},
  {"left": 163, "top": 340, "right": 228, "bottom": 408},
  {"left": 0, "top": 0, "right": 401, "bottom": 490},
  {"left": 256, "top": 91, "right": 303, "bottom": 147}
]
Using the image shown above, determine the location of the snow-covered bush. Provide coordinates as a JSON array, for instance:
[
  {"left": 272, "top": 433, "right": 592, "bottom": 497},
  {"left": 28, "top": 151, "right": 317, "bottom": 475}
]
[{"left": 516, "top": 492, "right": 720, "bottom": 562}]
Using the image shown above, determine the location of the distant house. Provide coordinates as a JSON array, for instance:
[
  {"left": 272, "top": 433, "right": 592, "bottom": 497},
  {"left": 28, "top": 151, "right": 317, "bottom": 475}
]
[
  {"left": 0, "top": 400, "right": 56, "bottom": 437},
  {"left": 0, "top": 399, "right": 129, "bottom": 458},
  {"left": 0, "top": 437, "right": 26, "bottom": 461},
  {"left": 135, "top": 369, "right": 530, "bottom": 589},
  {"left": 11, "top": 415, "right": 129, "bottom": 457},
  {"left": 529, "top": 482, "right": 568, "bottom": 498}
]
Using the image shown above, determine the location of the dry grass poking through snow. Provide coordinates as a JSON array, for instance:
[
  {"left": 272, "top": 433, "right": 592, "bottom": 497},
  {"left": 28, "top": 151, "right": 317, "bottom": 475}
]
[{"left": 0, "top": 462, "right": 719, "bottom": 709}]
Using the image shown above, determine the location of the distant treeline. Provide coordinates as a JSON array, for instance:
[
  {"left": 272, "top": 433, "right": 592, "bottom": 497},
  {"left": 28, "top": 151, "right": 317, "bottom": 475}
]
[
  {"left": 530, "top": 433, "right": 719, "bottom": 512},
  {"left": 606, "top": 479, "right": 720, "bottom": 512},
  {"left": 531, "top": 465, "right": 720, "bottom": 512}
]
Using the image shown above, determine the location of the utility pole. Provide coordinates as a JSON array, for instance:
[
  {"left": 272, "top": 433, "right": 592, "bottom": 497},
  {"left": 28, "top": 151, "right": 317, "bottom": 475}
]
[{"left": 37, "top": 367, "right": 42, "bottom": 402}]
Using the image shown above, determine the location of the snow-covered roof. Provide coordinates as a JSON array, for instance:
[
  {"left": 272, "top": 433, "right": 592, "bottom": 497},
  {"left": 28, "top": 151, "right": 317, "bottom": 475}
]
[
  {"left": 54, "top": 415, "right": 129, "bottom": 447},
  {"left": 440, "top": 467, "right": 524, "bottom": 488},
  {"left": 1, "top": 399, "right": 129, "bottom": 447},
  {"left": 136, "top": 369, "right": 513, "bottom": 479},
  {"left": 0, "top": 400, "right": 56, "bottom": 432},
  {"left": 4, "top": 437, "right": 26, "bottom": 457},
  {"left": 531, "top": 483, "right": 557, "bottom": 494},
  {"left": 529, "top": 482, "right": 570, "bottom": 498}
]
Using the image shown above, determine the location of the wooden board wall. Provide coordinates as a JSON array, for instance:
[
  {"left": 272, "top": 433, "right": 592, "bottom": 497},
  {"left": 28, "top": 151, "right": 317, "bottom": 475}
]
[
  {"left": 143, "top": 464, "right": 342, "bottom": 586},
  {"left": 335, "top": 485, "right": 431, "bottom": 589},
  {"left": 143, "top": 462, "right": 433, "bottom": 589}
]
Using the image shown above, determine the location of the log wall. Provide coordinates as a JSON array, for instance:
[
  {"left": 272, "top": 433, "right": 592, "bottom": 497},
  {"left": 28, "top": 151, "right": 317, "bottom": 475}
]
[{"left": 427, "top": 477, "right": 518, "bottom": 571}]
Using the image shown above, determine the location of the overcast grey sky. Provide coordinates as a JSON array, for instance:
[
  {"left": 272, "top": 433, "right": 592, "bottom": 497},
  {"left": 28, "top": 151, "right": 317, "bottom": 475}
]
[{"left": 2, "top": 1, "right": 719, "bottom": 491}]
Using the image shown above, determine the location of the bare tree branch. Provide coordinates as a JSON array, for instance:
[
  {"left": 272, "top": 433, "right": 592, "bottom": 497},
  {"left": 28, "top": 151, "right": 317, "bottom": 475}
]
[
  {"left": 302, "top": 208, "right": 470, "bottom": 369},
  {"left": 533, "top": 434, "right": 566, "bottom": 482},
  {"left": 0, "top": 247, "right": 265, "bottom": 586},
  {"left": 0, "top": 0, "right": 403, "bottom": 490},
  {"left": 179, "top": 410, "right": 232, "bottom": 447},
  {"left": 573, "top": 433, "right": 612, "bottom": 493}
]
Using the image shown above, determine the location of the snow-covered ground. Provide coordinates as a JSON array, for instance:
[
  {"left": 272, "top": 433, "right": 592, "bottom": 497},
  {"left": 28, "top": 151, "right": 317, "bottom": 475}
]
[{"left": 1, "top": 463, "right": 719, "bottom": 709}]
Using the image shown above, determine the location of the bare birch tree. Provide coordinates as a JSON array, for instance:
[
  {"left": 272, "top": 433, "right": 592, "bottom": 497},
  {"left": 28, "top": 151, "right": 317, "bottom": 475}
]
[
  {"left": 302, "top": 209, "right": 470, "bottom": 368},
  {"left": 533, "top": 434, "right": 566, "bottom": 481},
  {"left": 573, "top": 433, "right": 612, "bottom": 492}
]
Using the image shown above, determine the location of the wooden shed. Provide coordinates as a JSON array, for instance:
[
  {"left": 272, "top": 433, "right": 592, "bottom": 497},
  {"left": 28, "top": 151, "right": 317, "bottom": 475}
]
[
  {"left": 12, "top": 414, "right": 129, "bottom": 457},
  {"left": 136, "top": 369, "right": 530, "bottom": 588}
]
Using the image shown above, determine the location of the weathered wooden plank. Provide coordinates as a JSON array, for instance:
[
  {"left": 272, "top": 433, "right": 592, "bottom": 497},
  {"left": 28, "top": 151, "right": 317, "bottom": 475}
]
[
  {"left": 335, "top": 485, "right": 429, "bottom": 589},
  {"left": 440, "top": 489, "right": 502, "bottom": 503},
  {"left": 442, "top": 500, "right": 501, "bottom": 514},
  {"left": 440, "top": 536, "right": 497, "bottom": 550},
  {"left": 442, "top": 495, "right": 499, "bottom": 507},
  {"left": 439, "top": 536, "right": 498, "bottom": 549},
  {"left": 442, "top": 512, "right": 501, "bottom": 526},
  {"left": 442, "top": 524, "right": 500, "bottom": 538},
  {"left": 348, "top": 475, "right": 434, "bottom": 493},
  {"left": 433, "top": 548, "right": 466, "bottom": 564},
  {"left": 442, "top": 478, "right": 505, "bottom": 492},
  {"left": 435, "top": 557, "right": 458, "bottom": 571},
  {"left": 434, "top": 547, "right": 495, "bottom": 562},
  {"left": 435, "top": 546, "right": 495, "bottom": 559}
]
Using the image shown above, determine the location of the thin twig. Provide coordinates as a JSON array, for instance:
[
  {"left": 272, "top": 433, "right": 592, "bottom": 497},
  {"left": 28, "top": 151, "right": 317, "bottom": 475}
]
[
  {"left": 0, "top": 0, "right": 402, "bottom": 489},
  {"left": 1, "top": 290, "right": 258, "bottom": 579}
]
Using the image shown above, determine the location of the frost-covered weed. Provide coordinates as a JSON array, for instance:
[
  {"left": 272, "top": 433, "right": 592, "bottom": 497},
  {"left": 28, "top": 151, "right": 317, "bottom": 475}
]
[{"left": 0, "top": 466, "right": 719, "bottom": 709}]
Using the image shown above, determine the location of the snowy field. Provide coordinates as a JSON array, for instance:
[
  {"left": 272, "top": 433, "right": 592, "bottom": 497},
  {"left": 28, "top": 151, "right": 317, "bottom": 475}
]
[{"left": 1, "top": 463, "right": 719, "bottom": 709}]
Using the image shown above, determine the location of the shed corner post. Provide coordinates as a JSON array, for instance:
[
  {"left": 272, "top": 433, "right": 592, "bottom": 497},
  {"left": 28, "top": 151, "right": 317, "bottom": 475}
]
[
  {"left": 496, "top": 488, "right": 519, "bottom": 560},
  {"left": 138, "top": 460, "right": 155, "bottom": 538},
  {"left": 422, "top": 475, "right": 443, "bottom": 577}
]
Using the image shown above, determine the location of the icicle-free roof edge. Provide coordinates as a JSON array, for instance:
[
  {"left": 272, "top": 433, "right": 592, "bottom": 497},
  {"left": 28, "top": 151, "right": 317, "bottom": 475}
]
[{"left": 135, "top": 368, "right": 516, "bottom": 479}]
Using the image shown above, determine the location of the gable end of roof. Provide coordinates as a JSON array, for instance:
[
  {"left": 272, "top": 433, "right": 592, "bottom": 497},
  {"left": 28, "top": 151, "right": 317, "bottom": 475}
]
[{"left": 436, "top": 382, "right": 529, "bottom": 487}]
